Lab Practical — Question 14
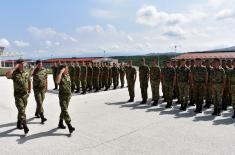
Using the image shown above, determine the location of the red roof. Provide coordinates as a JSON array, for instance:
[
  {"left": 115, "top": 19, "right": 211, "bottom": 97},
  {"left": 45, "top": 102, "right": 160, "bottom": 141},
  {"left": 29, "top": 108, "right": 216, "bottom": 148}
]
[
  {"left": 174, "top": 51, "right": 235, "bottom": 60},
  {"left": 43, "top": 57, "right": 98, "bottom": 63}
]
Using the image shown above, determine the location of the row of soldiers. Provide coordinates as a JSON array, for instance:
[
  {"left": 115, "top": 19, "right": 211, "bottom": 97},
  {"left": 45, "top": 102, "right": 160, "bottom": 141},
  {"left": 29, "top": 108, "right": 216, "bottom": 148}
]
[
  {"left": 51, "top": 61, "right": 127, "bottom": 93},
  {"left": 129, "top": 58, "right": 235, "bottom": 119}
]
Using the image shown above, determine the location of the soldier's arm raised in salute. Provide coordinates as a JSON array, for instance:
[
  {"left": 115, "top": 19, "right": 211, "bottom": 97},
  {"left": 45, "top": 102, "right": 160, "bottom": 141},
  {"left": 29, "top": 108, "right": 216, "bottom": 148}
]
[
  {"left": 56, "top": 68, "right": 66, "bottom": 84},
  {"left": 5, "top": 64, "right": 19, "bottom": 79}
]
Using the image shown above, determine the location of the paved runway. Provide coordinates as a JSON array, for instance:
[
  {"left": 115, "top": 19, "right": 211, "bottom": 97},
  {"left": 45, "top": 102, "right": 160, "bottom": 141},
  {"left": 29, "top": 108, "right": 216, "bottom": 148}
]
[{"left": 0, "top": 75, "right": 235, "bottom": 155}]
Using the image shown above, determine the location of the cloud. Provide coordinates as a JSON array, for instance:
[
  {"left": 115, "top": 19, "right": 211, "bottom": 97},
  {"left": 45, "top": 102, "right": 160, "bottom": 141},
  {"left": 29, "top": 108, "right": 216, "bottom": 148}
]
[
  {"left": 163, "top": 26, "right": 186, "bottom": 39},
  {"left": 136, "top": 5, "right": 187, "bottom": 27},
  {"left": 28, "top": 26, "right": 77, "bottom": 42},
  {"left": 216, "top": 9, "right": 235, "bottom": 20},
  {"left": 14, "top": 40, "right": 29, "bottom": 47},
  {"left": 0, "top": 38, "right": 10, "bottom": 47},
  {"left": 90, "top": 9, "right": 119, "bottom": 19},
  {"left": 76, "top": 25, "right": 104, "bottom": 33}
]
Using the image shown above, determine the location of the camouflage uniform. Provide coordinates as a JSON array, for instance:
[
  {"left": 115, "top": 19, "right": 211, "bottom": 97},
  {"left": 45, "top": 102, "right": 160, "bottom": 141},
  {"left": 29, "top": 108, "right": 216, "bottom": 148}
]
[
  {"left": 75, "top": 65, "right": 81, "bottom": 92},
  {"left": 112, "top": 66, "right": 119, "bottom": 89},
  {"left": 59, "top": 74, "right": 72, "bottom": 124},
  {"left": 11, "top": 69, "right": 30, "bottom": 123},
  {"left": 103, "top": 65, "right": 110, "bottom": 90},
  {"left": 162, "top": 67, "right": 175, "bottom": 106},
  {"left": 139, "top": 65, "right": 150, "bottom": 102},
  {"left": 108, "top": 66, "right": 113, "bottom": 88},
  {"left": 99, "top": 65, "right": 103, "bottom": 89},
  {"left": 93, "top": 66, "right": 100, "bottom": 91},
  {"left": 51, "top": 65, "right": 58, "bottom": 89},
  {"left": 177, "top": 66, "right": 190, "bottom": 110},
  {"left": 191, "top": 66, "right": 208, "bottom": 112},
  {"left": 127, "top": 66, "right": 137, "bottom": 100},
  {"left": 229, "top": 68, "right": 235, "bottom": 115},
  {"left": 68, "top": 65, "right": 76, "bottom": 92},
  {"left": 205, "top": 66, "right": 213, "bottom": 107},
  {"left": 189, "top": 65, "right": 195, "bottom": 105},
  {"left": 150, "top": 66, "right": 161, "bottom": 102},
  {"left": 211, "top": 67, "right": 226, "bottom": 114},
  {"left": 119, "top": 66, "right": 126, "bottom": 87},
  {"left": 222, "top": 66, "right": 231, "bottom": 110},
  {"left": 87, "top": 66, "right": 93, "bottom": 91},
  {"left": 80, "top": 65, "right": 87, "bottom": 93},
  {"left": 33, "top": 67, "right": 47, "bottom": 116}
]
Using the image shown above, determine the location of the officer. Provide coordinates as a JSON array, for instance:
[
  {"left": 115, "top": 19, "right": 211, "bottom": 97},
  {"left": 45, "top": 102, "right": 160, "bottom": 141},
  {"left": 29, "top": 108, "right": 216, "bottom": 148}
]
[
  {"left": 75, "top": 62, "right": 81, "bottom": 93},
  {"left": 162, "top": 60, "right": 176, "bottom": 108},
  {"left": 222, "top": 60, "right": 231, "bottom": 110},
  {"left": 87, "top": 62, "right": 93, "bottom": 91},
  {"left": 68, "top": 62, "right": 76, "bottom": 92},
  {"left": 31, "top": 60, "right": 47, "bottom": 123},
  {"left": 103, "top": 62, "right": 110, "bottom": 91},
  {"left": 127, "top": 60, "right": 137, "bottom": 102},
  {"left": 51, "top": 63, "right": 58, "bottom": 90},
  {"left": 92, "top": 62, "right": 100, "bottom": 92},
  {"left": 189, "top": 59, "right": 195, "bottom": 106},
  {"left": 108, "top": 63, "right": 113, "bottom": 89},
  {"left": 204, "top": 59, "right": 213, "bottom": 108},
  {"left": 112, "top": 63, "right": 119, "bottom": 89},
  {"left": 56, "top": 65, "right": 75, "bottom": 134},
  {"left": 150, "top": 58, "right": 161, "bottom": 106},
  {"left": 80, "top": 62, "right": 87, "bottom": 94},
  {"left": 98, "top": 62, "right": 103, "bottom": 90},
  {"left": 139, "top": 58, "right": 150, "bottom": 104},
  {"left": 119, "top": 62, "right": 126, "bottom": 88},
  {"left": 229, "top": 59, "right": 235, "bottom": 118},
  {"left": 6, "top": 59, "right": 31, "bottom": 134},
  {"left": 210, "top": 58, "right": 226, "bottom": 116},
  {"left": 191, "top": 58, "right": 208, "bottom": 113},
  {"left": 177, "top": 59, "right": 191, "bottom": 111}
]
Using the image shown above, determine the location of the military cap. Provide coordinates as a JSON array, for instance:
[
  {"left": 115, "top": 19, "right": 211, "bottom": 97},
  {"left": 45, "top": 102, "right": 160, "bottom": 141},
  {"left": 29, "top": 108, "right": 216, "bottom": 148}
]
[
  {"left": 16, "top": 59, "right": 25, "bottom": 64},
  {"left": 36, "top": 59, "right": 42, "bottom": 64}
]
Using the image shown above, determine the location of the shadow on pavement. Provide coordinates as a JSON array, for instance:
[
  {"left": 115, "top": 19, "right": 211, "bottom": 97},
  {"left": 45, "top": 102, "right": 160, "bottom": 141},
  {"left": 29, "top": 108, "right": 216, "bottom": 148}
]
[
  {"left": 106, "top": 100, "right": 235, "bottom": 125},
  {"left": 17, "top": 128, "right": 70, "bottom": 144}
]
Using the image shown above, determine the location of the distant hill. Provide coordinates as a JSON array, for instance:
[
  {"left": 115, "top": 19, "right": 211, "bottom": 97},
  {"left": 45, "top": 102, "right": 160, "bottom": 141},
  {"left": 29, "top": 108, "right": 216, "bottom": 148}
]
[
  {"left": 213, "top": 46, "right": 235, "bottom": 52},
  {"left": 145, "top": 52, "right": 178, "bottom": 56}
]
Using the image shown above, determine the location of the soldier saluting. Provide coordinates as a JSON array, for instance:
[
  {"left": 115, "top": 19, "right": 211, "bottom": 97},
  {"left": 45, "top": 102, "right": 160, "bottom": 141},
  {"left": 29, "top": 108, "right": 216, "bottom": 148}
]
[
  {"left": 56, "top": 65, "right": 75, "bottom": 134},
  {"left": 5, "top": 59, "right": 31, "bottom": 134},
  {"left": 31, "top": 60, "right": 47, "bottom": 123}
]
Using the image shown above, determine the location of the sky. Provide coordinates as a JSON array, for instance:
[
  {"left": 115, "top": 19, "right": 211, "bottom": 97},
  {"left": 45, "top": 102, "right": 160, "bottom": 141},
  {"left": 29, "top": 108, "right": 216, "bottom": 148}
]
[{"left": 0, "top": 0, "right": 235, "bottom": 58}]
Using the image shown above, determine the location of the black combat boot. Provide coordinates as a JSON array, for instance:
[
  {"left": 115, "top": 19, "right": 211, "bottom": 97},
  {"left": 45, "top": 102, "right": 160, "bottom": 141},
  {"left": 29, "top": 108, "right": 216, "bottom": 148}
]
[
  {"left": 212, "top": 108, "right": 217, "bottom": 116},
  {"left": 232, "top": 110, "right": 235, "bottom": 119},
  {"left": 35, "top": 112, "right": 40, "bottom": 118},
  {"left": 17, "top": 120, "right": 23, "bottom": 130},
  {"left": 67, "top": 123, "right": 75, "bottom": 134},
  {"left": 81, "top": 91, "right": 86, "bottom": 94},
  {"left": 128, "top": 98, "right": 134, "bottom": 102},
  {"left": 204, "top": 101, "right": 211, "bottom": 109},
  {"left": 121, "top": 85, "right": 124, "bottom": 88},
  {"left": 140, "top": 99, "right": 147, "bottom": 105},
  {"left": 58, "top": 119, "right": 66, "bottom": 129},
  {"left": 22, "top": 121, "right": 29, "bottom": 134},
  {"left": 40, "top": 113, "right": 47, "bottom": 124},
  {"left": 165, "top": 102, "right": 172, "bottom": 109},
  {"left": 75, "top": 89, "right": 80, "bottom": 93},
  {"left": 151, "top": 100, "right": 158, "bottom": 106},
  {"left": 217, "top": 109, "right": 221, "bottom": 116}
]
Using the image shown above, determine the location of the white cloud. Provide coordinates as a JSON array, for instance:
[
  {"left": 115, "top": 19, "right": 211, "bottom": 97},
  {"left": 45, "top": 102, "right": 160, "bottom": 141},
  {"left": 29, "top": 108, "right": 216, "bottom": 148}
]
[
  {"left": 90, "top": 9, "right": 119, "bottom": 19},
  {"left": 76, "top": 25, "right": 104, "bottom": 33},
  {"left": 127, "top": 35, "right": 134, "bottom": 42},
  {"left": 136, "top": 5, "right": 187, "bottom": 27},
  {"left": 28, "top": 26, "right": 77, "bottom": 42},
  {"left": 163, "top": 26, "right": 186, "bottom": 38},
  {"left": 216, "top": 9, "right": 235, "bottom": 20},
  {"left": 14, "top": 40, "right": 29, "bottom": 47},
  {"left": 0, "top": 38, "right": 10, "bottom": 47}
]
